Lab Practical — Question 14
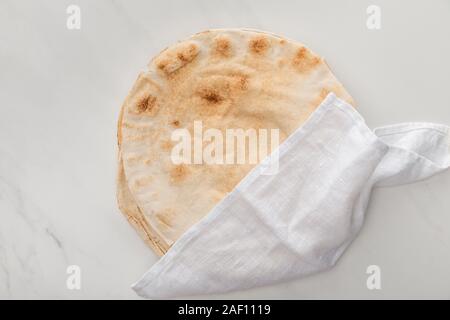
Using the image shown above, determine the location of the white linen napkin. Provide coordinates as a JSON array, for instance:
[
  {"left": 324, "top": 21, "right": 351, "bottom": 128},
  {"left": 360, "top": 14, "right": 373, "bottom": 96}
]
[{"left": 132, "top": 93, "right": 450, "bottom": 299}]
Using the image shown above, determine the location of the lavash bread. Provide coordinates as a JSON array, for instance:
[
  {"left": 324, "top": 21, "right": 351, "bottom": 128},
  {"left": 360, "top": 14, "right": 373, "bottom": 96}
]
[{"left": 117, "top": 29, "right": 354, "bottom": 256}]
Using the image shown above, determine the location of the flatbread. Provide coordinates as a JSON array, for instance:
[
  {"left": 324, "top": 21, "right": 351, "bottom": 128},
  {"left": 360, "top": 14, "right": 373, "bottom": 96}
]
[{"left": 117, "top": 28, "right": 354, "bottom": 256}]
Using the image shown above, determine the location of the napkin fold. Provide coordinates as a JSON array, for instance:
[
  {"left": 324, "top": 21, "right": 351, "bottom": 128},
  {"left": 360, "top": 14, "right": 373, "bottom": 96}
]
[{"left": 132, "top": 93, "right": 450, "bottom": 299}]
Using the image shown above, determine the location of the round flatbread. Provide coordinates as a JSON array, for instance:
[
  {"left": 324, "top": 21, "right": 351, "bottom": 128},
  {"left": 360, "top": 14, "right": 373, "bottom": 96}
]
[{"left": 117, "top": 28, "right": 354, "bottom": 256}]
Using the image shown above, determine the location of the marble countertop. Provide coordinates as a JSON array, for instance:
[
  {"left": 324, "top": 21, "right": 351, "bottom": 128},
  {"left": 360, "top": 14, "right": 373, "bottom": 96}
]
[{"left": 1, "top": 0, "right": 449, "bottom": 299}]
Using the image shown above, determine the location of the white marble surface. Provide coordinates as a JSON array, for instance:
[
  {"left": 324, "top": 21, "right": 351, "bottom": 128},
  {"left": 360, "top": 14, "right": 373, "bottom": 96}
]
[{"left": 1, "top": 0, "right": 449, "bottom": 299}]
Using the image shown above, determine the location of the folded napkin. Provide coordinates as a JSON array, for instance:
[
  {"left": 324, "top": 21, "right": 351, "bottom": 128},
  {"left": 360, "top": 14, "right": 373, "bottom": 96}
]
[{"left": 132, "top": 93, "right": 450, "bottom": 299}]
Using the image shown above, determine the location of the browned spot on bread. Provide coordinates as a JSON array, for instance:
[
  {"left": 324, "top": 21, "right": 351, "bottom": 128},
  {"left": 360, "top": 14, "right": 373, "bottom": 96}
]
[
  {"left": 170, "top": 164, "right": 189, "bottom": 183},
  {"left": 236, "top": 74, "right": 249, "bottom": 91},
  {"left": 176, "top": 43, "right": 198, "bottom": 62},
  {"left": 249, "top": 36, "right": 270, "bottom": 55},
  {"left": 213, "top": 37, "right": 232, "bottom": 57},
  {"left": 279, "top": 39, "right": 286, "bottom": 45},
  {"left": 194, "top": 74, "right": 249, "bottom": 116},
  {"left": 292, "top": 47, "right": 321, "bottom": 73},
  {"left": 198, "top": 88, "right": 224, "bottom": 104},
  {"left": 171, "top": 120, "right": 180, "bottom": 127},
  {"left": 160, "top": 140, "right": 173, "bottom": 152},
  {"left": 195, "top": 77, "right": 228, "bottom": 107},
  {"left": 136, "top": 95, "right": 157, "bottom": 113},
  {"left": 156, "top": 59, "right": 169, "bottom": 72},
  {"left": 155, "top": 42, "right": 199, "bottom": 75}
]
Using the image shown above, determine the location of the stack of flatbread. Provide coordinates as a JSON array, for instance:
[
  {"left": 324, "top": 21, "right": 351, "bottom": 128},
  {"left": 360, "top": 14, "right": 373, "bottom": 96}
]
[{"left": 117, "top": 29, "right": 354, "bottom": 256}]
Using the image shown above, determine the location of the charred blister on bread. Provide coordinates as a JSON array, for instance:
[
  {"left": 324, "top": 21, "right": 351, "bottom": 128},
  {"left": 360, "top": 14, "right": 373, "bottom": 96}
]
[
  {"left": 136, "top": 95, "right": 157, "bottom": 113},
  {"left": 292, "top": 47, "right": 321, "bottom": 73},
  {"left": 199, "top": 88, "right": 224, "bottom": 104},
  {"left": 193, "top": 73, "right": 250, "bottom": 116},
  {"left": 249, "top": 36, "right": 270, "bottom": 55},
  {"left": 212, "top": 36, "right": 233, "bottom": 58},
  {"left": 125, "top": 73, "right": 163, "bottom": 117},
  {"left": 170, "top": 119, "right": 181, "bottom": 127},
  {"left": 154, "top": 42, "right": 199, "bottom": 76},
  {"left": 128, "top": 93, "right": 161, "bottom": 117}
]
